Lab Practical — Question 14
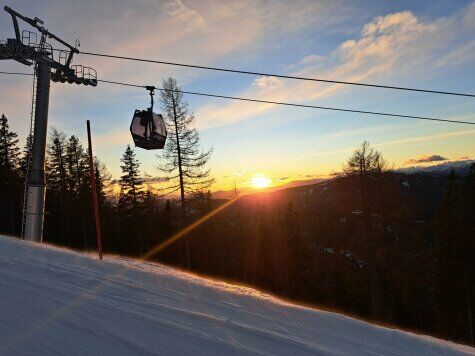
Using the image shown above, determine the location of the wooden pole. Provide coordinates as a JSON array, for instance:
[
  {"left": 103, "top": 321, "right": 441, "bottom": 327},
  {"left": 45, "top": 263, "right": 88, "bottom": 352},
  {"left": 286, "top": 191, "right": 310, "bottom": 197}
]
[{"left": 86, "top": 120, "right": 103, "bottom": 260}]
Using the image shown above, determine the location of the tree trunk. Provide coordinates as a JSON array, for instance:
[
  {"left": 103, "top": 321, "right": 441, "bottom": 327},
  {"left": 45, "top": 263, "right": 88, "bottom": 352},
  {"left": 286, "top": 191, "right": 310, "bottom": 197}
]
[{"left": 172, "top": 94, "right": 190, "bottom": 269}]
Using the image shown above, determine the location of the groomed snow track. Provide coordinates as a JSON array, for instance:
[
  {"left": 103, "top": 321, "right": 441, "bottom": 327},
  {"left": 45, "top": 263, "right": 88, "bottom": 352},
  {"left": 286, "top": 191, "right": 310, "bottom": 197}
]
[{"left": 0, "top": 236, "right": 472, "bottom": 355}]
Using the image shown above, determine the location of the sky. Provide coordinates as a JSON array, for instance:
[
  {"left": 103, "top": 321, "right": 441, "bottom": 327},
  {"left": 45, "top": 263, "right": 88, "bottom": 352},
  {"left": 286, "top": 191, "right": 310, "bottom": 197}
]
[{"left": 1, "top": 0, "right": 474, "bottom": 192}]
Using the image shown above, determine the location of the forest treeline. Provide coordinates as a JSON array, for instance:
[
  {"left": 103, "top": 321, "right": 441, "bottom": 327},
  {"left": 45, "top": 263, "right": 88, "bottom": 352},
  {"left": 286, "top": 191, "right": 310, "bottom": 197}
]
[{"left": 0, "top": 110, "right": 474, "bottom": 345}]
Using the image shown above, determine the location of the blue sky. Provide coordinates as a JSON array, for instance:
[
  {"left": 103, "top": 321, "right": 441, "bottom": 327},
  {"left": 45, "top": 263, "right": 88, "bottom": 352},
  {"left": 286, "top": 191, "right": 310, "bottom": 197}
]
[{"left": 1, "top": 0, "right": 474, "bottom": 190}]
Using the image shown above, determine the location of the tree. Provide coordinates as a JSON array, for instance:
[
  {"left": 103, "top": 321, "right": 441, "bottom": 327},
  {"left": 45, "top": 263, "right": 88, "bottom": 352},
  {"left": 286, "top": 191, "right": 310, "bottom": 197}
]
[
  {"left": 19, "top": 133, "right": 33, "bottom": 181},
  {"left": 119, "top": 145, "right": 144, "bottom": 208},
  {"left": 47, "top": 129, "right": 69, "bottom": 198},
  {"left": 45, "top": 129, "right": 73, "bottom": 245},
  {"left": 462, "top": 164, "right": 475, "bottom": 345},
  {"left": 118, "top": 145, "right": 145, "bottom": 255},
  {"left": 344, "top": 140, "right": 387, "bottom": 177},
  {"left": 65, "top": 135, "right": 90, "bottom": 248},
  {"left": 158, "top": 77, "right": 215, "bottom": 268},
  {"left": 434, "top": 168, "right": 475, "bottom": 344},
  {"left": 344, "top": 141, "right": 388, "bottom": 319},
  {"left": 66, "top": 135, "right": 89, "bottom": 195},
  {"left": 0, "top": 114, "right": 21, "bottom": 234},
  {"left": 94, "top": 157, "right": 112, "bottom": 211}
]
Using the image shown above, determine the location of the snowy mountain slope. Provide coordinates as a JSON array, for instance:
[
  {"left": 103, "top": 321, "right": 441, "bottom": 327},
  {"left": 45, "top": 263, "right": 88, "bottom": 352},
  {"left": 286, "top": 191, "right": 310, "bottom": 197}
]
[{"left": 0, "top": 236, "right": 473, "bottom": 356}]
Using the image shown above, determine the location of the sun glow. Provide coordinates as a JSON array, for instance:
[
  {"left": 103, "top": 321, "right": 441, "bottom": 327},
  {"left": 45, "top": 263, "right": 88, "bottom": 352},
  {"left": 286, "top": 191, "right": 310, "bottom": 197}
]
[{"left": 251, "top": 175, "right": 272, "bottom": 189}]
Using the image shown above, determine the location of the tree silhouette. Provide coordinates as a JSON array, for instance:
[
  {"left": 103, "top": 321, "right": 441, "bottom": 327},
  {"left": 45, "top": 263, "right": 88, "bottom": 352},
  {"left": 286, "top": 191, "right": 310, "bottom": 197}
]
[
  {"left": 158, "top": 77, "right": 215, "bottom": 268},
  {"left": 118, "top": 145, "right": 145, "bottom": 255},
  {"left": 0, "top": 114, "right": 21, "bottom": 234}
]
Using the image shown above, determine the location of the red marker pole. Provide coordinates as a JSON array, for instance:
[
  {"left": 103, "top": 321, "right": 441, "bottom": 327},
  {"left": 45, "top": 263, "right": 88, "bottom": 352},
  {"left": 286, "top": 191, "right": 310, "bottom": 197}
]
[{"left": 86, "top": 120, "right": 103, "bottom": 260}]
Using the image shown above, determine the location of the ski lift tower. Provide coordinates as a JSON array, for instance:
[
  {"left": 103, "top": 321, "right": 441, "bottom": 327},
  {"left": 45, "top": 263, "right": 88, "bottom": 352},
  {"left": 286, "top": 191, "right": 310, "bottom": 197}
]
[{"left": 0, "top": 6, "right": 97, "bottom": 242}]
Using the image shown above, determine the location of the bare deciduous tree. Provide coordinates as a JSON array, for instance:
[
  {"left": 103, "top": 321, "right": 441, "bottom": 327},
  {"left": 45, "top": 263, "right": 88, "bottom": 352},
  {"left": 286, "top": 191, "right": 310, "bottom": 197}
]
[
  {"left": 158, "top": 78, "right": 215, "bottom": 268},
  {"left": 158, "top": 78, "right": 214, "bottom": 203}
]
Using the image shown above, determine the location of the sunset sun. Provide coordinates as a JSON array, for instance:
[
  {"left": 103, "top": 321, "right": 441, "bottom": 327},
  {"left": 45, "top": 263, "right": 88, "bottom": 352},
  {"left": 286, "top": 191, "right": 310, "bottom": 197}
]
[{"left": 251, "top": 175, "right": 272, "bottom": 189}]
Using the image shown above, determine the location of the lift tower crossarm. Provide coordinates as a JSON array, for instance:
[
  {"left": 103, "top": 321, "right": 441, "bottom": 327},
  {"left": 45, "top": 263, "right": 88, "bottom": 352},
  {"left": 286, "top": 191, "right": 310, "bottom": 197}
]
[{"left": 4, "top": 6, "right": 79, "bottom": 54}]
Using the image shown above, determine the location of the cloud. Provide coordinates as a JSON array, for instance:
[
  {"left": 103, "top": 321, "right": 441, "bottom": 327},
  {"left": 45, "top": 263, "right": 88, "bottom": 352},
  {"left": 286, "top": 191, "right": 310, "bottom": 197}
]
[
  {"left": 404, "top": 154, "right": 449, "bottom": 165},
  {"left": 197, "top": 3, "right": 475, "bottom": 129},
  {"left": 1, "top": 0, "right": 348, "bottom": 139},
  {"left": 61, "top": 0, "right": 348, "bottom": 86}
]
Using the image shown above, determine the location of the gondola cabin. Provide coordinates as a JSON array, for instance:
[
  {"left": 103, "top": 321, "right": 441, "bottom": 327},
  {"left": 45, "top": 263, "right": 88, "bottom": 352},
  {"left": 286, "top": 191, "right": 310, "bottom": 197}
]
[{"left": 130, "top": 109, "right": 167, "bottom": 150}]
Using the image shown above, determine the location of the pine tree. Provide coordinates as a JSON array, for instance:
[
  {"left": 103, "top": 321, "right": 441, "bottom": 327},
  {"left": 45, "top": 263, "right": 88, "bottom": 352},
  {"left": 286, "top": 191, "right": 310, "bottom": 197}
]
[
  {"left": 158, "top": 77, "right": 215, "bottom": 268},
  {"left": 65, "top": 135, "right": 91, "bottom": 249},
  {"left": 118, "top": 145, "right": 145, "bottom": 255},
  {"left": 434, "top": 168, "right": 475, "bottom": 344},
  {"left": 461, "top": 164, "right": 475, "bottom": 345},
  {"left": 19, "top": 133, "right": 33, "bottom": 181},
  {"left": 433, "top": 170, "right": 461, "bottom": 338},
  {"left": 93, "top": 157, "right": 112, "bottom": 210},
  {"left": 44, "top": 129, "right": 72, "bottom": 245},
  {"left": 0, "top": 114, "right": 21, "bottom": 234},
  {"left": 0, "top": 114, "right": 20, "bottom": 171},
  {"left": 119, "top": 145, "right": 144, "bottom": 208},
  {"left": 140, "top": 187, "right": 160, "bottom": 254},
  {"left": 66, "top": 135, "right": 89, "bottom": 195},
  {"left": 92, "top": 156, "right": 113, "bottom": 252},
  {"left": 47, "top": 129, "right": 69, "bottom": 198}
]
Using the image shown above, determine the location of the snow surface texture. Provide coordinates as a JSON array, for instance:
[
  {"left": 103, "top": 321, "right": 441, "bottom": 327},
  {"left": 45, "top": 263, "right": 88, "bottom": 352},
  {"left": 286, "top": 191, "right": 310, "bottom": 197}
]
[{"left": 0, "top": 236, "right": 473, "bottom": 356}]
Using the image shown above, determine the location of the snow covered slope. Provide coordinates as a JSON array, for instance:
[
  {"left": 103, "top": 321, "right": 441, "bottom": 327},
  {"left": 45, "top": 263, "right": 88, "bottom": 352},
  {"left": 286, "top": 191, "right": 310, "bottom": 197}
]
[{"left": 0, "top": 236, "right": 472, "bottom": 356}]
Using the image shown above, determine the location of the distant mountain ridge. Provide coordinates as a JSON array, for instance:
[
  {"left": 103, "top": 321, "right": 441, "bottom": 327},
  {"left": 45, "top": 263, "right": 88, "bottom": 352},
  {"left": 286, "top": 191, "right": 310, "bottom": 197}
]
[{"left": 396, "top": 159, "right": 474, "bottom": 175}]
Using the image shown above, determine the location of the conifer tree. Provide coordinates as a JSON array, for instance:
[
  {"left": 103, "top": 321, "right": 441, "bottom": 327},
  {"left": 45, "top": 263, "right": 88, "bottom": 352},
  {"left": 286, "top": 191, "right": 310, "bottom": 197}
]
[
  {"left": 0, "top": 114, "right": 21, "bottom": 233},
  {"left": 65, "top": 135, "right": 90, "bottom": 249},
  {"left": 45, "top": 129, "right": 72, "bottom": 245},
  {"left": 19, "top": 133, "right": 33, "bottom": 181},
  {"left": 66, "top": 135, "right": 89, "bottom": 195},
  {"left": 0, "top": 114, "right": 20, "bottom": 168},
  {"left": 119, "top": 145, "right": 144, "bottom": 208},
  {"left": 118, "top": 145, "right": 145, "bottom": 255},
  {"left": 94, "top": 157, "right": 112, "bottom": 210},
  {"left": 461, "top": 164, "right": 475, "bottom": 345},
  {"left": 434, "top": 169, "right": 475, "bottom": 343},
  {"left": 47, "top": 129, "right": 69, "bottom": 198}
]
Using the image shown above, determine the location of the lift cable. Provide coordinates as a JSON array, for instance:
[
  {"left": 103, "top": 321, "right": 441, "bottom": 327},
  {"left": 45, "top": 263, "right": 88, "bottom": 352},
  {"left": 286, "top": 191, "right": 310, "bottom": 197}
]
[
  {"left": 1, "top": 71, "right": 474, "bottom": 126},
  {"left": 98, "top": 79, "right": 475, "bottom": 126},
  {"left": 77, "top": 50, "right": 475, "bottom": 99}
]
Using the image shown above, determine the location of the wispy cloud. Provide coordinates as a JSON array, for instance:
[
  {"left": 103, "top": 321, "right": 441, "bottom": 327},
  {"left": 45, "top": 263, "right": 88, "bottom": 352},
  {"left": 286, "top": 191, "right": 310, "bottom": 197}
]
[
  {"left": 197, "top": 3, "right": 475, "bottom": 129},
  {"left": 300, "top": 128, "right": 475, "bottom": 159},
  {"left": 374, "top": 129, "right": 475, "bottom": 148}
]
